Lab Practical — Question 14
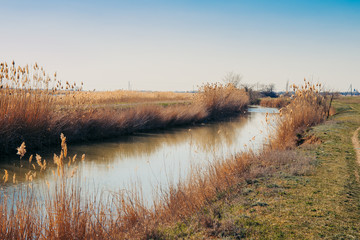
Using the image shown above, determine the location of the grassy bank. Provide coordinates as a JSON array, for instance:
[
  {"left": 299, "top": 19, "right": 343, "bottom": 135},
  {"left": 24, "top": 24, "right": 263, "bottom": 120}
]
[
  {"left": 0, "top": 62, "right": 249, "bottom": 155},
  {"left": 162, "top": 96, "right": 360, "bottom": 239}
]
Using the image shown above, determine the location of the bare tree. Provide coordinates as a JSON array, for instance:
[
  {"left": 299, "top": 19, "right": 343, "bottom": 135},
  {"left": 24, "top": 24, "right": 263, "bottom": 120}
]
[
  {"left": 222, "top": 72, "right": 243, "bottom": 88},
  {"left": 321, "top": 87, "right": 338, "bottom": 119},
  {"left": 259, "top": 83, "right": 277, "bottom": 98}
]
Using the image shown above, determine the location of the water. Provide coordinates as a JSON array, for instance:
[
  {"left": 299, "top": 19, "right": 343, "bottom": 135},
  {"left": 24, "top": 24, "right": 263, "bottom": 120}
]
[{"left": 0, "top": 106, "right": 278, "bottom": 201}]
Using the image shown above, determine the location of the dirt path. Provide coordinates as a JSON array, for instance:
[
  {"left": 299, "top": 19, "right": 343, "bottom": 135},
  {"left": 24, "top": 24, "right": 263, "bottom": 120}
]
[
  {"left": 352, "top": 127, "right": 360, "bottom": 183},
  {"left": 352, "top": 127, "right": 360, "bottom": 166}
]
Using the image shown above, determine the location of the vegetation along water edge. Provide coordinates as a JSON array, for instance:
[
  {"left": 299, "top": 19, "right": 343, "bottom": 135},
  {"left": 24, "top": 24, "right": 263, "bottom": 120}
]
[
  {"left": 0, "top": 81, "right": 350, "bottom": 239},
  {"left": 0, "top": 62, "right": 249, "bottom": 155},
  {"left": 160, "top": 96, "right": 360, "bottom": 239}
]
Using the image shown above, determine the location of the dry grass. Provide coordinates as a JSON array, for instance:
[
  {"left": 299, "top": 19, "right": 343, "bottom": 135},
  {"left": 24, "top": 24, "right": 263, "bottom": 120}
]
[
  {"left": 0, "top": 138, "right": 255, "bottom": 239},
  {"left": 0, "top": 62, "right": 248, "bottom": 155},
  {"left": 269, "top": 80, "right": 330, "bottom": 149},
  {"left": 196, "top": 83, "right": 249, "bottom": 119},
  {"left": 0, "top": 61, "right": 80, "bottom": 153},
  {"left": 259, "top": 96, "right": 290, "bottom": 108},
  {"left": 62, "top": 90, "right": 193, "bottom": 107},
  {"left": 0, "top": 69, "right": 328, "bottom": 239}
]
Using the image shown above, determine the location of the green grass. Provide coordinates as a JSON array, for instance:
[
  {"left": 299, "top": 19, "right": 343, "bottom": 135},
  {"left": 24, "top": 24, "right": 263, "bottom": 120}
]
[{"left": 160, "top": 96, "right": 360, "bottom": 239}]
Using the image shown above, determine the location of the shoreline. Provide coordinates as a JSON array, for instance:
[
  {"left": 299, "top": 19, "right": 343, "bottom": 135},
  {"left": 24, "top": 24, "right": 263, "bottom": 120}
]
[
  {"left": 161, "top": 96, "right": 360, "bottom": 239},
  {"left": 0, "top": 102, "right": 249, "bottom": 157}
]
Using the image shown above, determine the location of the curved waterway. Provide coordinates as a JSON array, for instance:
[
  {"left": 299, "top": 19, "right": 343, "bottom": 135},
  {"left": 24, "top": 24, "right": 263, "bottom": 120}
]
[{"left": 0, "top": 106, "right": 278, "bottom": 201}]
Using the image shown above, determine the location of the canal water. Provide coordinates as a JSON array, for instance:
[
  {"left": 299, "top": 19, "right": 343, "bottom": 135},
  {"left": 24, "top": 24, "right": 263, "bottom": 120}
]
[{"left": 0, "top": 106, "right": 278, "bottom": 202}]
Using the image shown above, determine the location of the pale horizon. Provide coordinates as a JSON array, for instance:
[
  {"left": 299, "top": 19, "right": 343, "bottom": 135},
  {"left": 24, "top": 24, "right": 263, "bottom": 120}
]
[{"left": 1, "top": 0, "right": 359, "bottom": 92}]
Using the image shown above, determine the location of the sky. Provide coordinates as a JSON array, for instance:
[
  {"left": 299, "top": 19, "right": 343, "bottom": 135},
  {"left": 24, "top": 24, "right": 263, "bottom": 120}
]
[{"left": 0, "top": 0, "right": 359, "bottom": 91}]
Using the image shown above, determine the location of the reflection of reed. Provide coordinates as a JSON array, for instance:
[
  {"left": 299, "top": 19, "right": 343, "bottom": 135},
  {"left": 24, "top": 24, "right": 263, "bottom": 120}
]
[
  {"left": 190, "top": 116, "right": 249, "bottom": 152},
  {"left": 70, "top": 115, "right": 250, "bottom": 163},
  {"left": 0, "top": 114, "right": 251, "bottom": 184}
]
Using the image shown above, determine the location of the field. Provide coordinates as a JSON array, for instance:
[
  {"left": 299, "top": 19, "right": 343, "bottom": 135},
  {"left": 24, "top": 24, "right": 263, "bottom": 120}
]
[{"left": 0, "top": 80, "right": 342, "bottom": 239}]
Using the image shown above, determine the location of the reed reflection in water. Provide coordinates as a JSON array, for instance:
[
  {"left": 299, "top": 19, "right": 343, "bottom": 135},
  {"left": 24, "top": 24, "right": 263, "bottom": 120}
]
[{"left": 1, "top": 107, "right": 277, "bottom": 201}]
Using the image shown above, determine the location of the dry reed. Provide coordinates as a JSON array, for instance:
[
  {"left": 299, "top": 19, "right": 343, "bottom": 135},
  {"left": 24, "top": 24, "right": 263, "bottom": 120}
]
[
  {"left": 269, "top": 80, "right": 329, "bottom": 149},
  {"left": 259, "top": 96, "right": 291, "bottom": 108},
  {"left": 0, "top": 61, "right": 80, "bottom": 153},
  {"left": 0, "top": 62, "right": 248, "bottom": 155}
]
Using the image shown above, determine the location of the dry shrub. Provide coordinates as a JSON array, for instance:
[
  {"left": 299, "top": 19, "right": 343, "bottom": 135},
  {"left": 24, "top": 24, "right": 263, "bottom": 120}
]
[{"left": 259, "top": 96, "right": 290, "bottom": 108}]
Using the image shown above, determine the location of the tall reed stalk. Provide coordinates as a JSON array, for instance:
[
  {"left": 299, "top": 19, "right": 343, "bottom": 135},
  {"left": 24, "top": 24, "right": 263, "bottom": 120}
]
[{"left": 270, "top": 80, "right": 329, "bottom": 149}]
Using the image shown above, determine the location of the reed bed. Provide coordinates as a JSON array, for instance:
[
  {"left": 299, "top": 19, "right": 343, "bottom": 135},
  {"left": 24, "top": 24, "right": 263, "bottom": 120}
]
[
  {"left": 0, "top": 61, "right": 80, "bottom": 154},
  {"left": 259, "top": 96, "right": 291, "bottom": 108},
  {"left": 0, "top": 62, "right": 248, "bottom": 155},
  {"left": 269, "top": 80, "right": 329, "bottom": 149},
  {"left": 0, "top": 77, "right": 331, "bottom": 239}
]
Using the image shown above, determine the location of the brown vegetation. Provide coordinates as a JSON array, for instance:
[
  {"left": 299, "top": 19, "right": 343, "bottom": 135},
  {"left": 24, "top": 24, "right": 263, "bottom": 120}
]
[
  {"left": 0, "top": 62, "right": 248, "bottom": 155},
  {"left": 270, "top": 81, "right": 330, "bottom": 149},
  {"left": 63, "top": 90, "right": 193, "bottom": 107},
  {"left": 0, "top": 72, "right": 329, "bottom": 239},
  {"left": 259, "top": 96, "right": 291, "bottom": 108}
]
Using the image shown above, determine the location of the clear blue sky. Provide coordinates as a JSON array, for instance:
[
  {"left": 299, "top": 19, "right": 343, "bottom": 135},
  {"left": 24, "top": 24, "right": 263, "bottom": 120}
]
[{"left": 1, "top": 0, "right": 359, "bottom": 91}]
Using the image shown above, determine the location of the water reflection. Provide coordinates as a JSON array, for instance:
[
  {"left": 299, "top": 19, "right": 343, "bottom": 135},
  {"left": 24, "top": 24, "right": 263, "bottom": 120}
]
[
  {"left": 1, "top": 107, "right": 278, "bottom": 200},
  {"left": 68, "top": 115, "right": 249, "bottom": 162}
]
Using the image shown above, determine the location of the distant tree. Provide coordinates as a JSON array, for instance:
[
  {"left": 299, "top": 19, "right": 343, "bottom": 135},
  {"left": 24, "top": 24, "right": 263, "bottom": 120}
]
[
  {"left": 260, "top": 83, "right": 277, "bottom": 98},
  {"left": 240, "top": 83, "right": 254, "bottom": 92},
  {"left": 222, "top": 72, "right": 243, "bottom": 88},
  {"left": 264, "top": 83, "right": 275, "bottom": 93}
]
